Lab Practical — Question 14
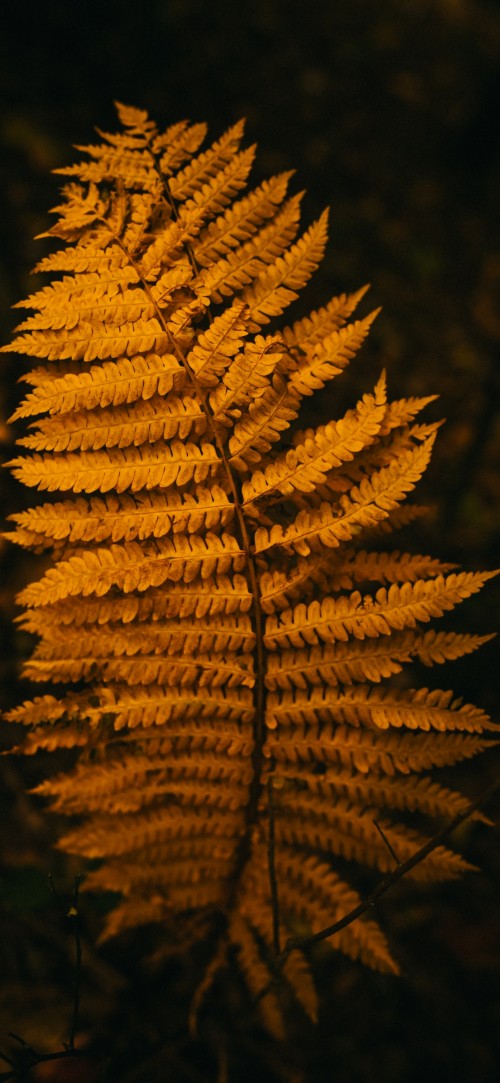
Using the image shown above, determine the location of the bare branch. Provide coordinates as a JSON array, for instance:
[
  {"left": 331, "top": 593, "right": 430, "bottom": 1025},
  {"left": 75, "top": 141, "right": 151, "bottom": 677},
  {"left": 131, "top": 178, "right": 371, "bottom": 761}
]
[
  {"left": 373, "top": 819, "right": 401, "bottom": 867},
  {"left": 280, "top": 779, "right": 500, "bottom": 962}
]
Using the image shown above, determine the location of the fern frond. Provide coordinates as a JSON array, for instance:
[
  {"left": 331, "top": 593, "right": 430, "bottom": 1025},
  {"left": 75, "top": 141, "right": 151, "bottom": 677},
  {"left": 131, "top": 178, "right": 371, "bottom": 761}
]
[
  {"left": 31, "top": 613, "right": 255, "bottom": 663},
  {"left": 281, "top": 285, "right": 370, "bottom": 349},
  {"left": 7, "top": 440, "right": 221, "bottom": 494},
  {"left": 243, "top": 374, "right": 386, "bottom": 502},
  {"left": 254, "top": 436, "right": 435, "bottom": 555},
  {"left": 13, "top": 268, "right": 141, "bottom": 312},
  {"left": 17, "top": 533, "right": 245, "bottom": 607},
  {"left": 30, "top": 241, "right": 130, "bottom": 277},
  {"left": 4, "top": 106, "right": 497, "bottom": 1031},
  {"left": 228, "top": 375, "right": 300, "bottom": 470},
  {"left": 168, "top": 120, "right": 246, "bottom": 201},
  {"left": 16, "top": 576, "right": 252, "bottom": 634},
  {"left": 228, "top": 913, "right": 286, "bottom": 1039},
  {"left": 264, "top": 631, "right": 495, "bottom": 691},
  {"left": 232, "top": 888, "right": 319, "bottom": 1025},
  {"left": 6, "top": 317, "right": 172, "bottom": 363},
  {"left": 97, "top": 683, "right": 254, "bottom": 731},
  {"left": 264, "top": 571, "right": 497, "bottom": 650},
  {"left": 274, "top": 802, "right": 472, "bottom": 880},
  {"left": 192, "top": 171, "right": 293, "bottom": 265},
  {"left": 54, "top": 141, "right": 157, "bottom": 190},
  {"left": 33, "top": 745, "right": 254, "bottom": 815},
  {"left": 186, "top": 300, "right": 248, "bottom": 386},
  {"left": 326, "top": 549, "right": 457, "bottom": 589},
  {"left": 242, "top": 209, "right": 329, "bottom": 329},
  {"left": 8, "top": 486, "right": 233, "bottom": 548},
  {"left": 23, "top": 649, "right": 255, "bottom": 689},
  {"left": 285, "top": 768, "right": 487, "bottom": 824},
  {"left": 274, "top": 850, "right": 398, "bottom": 972},
  {"left": 266, "top": 724, "right": 498, "bottom": 775},
  {"left": 209, "top": 335, "right": 286, "bottom": 423},
  {"left": 266, "top": 685, "right": 497, "bottom": 734},
  {"left": 13, "top": 286, "right": 156, "bottom": 334},
  {"left": 58, "top": 804, "right": 245, "bottom": 859},
  {"left": 175, "top": 145, "right": 256, "bottom": 227},
  {"left": 17, "top": 394, "right": 206, "bottom": 453},
  {"left": 193, "top": 193, "right": 303, "bottom": 304},
  {"left": 287, "top": 311, "right": 379, "bottom": 399},
  {"left": 155, "top": 120, "right": 208, "bottom": 175},
  {"left": 9, "top": 354, "right": 185, "bottom": 421}
]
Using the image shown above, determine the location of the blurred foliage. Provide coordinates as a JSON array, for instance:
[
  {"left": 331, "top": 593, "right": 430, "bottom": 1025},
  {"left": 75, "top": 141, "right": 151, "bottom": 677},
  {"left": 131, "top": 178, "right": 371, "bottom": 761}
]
[{"left": 0, "top": 0, "right": 499, "bottom": 1080}]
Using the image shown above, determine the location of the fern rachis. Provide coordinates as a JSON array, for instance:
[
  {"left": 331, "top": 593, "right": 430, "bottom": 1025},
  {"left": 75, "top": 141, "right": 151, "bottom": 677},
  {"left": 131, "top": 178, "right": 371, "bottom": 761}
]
[{"left": 3, "top": 101, "right": 498, "bottom": 1037}]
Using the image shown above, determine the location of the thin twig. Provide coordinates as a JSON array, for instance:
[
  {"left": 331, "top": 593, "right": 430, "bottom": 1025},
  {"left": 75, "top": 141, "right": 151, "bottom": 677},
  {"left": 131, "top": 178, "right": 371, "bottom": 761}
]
[
  {"left": 49, "top": 873, "right": 82, "bottom": 1050},
  {"left": 282, "top": 779, "right": 500, "bottom": 961},
  {"left": 0, "top": 875, "right": 85, "bottom": 1079},
  {"left": 373, "top": 819, "right": 401, "bottom": 867},
  {"left": 251, "top": 779, "right": 500, "bottom": 1007},
  {"left": 67, "top": 875, "right": 82, "bottom": 1050}
]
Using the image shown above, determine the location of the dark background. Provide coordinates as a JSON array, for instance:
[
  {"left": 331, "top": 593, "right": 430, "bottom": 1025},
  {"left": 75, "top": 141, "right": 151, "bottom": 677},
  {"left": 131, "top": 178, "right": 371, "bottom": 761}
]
[{"left": 0, "top": 2, "right": 499, "bottom": 1081}]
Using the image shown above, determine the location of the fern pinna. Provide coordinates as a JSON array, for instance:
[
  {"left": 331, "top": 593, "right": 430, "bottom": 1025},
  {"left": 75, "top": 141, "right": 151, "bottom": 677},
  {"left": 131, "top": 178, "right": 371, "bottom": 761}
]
[{"left": 3, "top": 102, "right": 498, "bottom": 1035}]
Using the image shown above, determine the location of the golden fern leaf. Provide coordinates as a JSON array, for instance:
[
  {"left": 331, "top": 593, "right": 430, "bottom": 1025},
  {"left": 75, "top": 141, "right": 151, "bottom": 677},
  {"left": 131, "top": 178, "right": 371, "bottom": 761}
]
[
  {"left": 264, "top": 630, "right": 495, "bottom": 691},
  {"left": 58, "top": 804, "right": 246, "bottom": 860},
  {"left": 286, "top": 311, "right": 379, "bottom": 399},
  {"left": 8, "top": 354, "right": 185, "bottom": 420},
  {"left": 254, "top": 436, "right": 435, "bottom": 555},
  {"left": 289, "top": 768, "right": 487, "bottom": 823},
  {"left": 193, "top": 192, "right": 303, "bottom": 304},
  {"left": 227, "top": 912, "right": 286, "bottom": 1039},
  {"left": 174, "top": 144, "right": 256, "bottom": 230},
  {"left": 186, "top": 300, "right": 249, "bottom": 386},
  {"left": 7, "top": 485, "right": 233, "bottom": 547},
  {"left": 242, "top": 373, "right": 386, "bottom": 502},
  {"left": 30, "top": 613, "right": 255, "bottom": 665},
  {"left": 13, "top": 285, "right": 157, "bottom": 334},
  {"left": 192, "top": 170, "right": 293, "bottom": 265},
  {"left": 16, "top": 573, "right": 252, "bottom": 628},
  {"left": 228, "top": 375, "right": 300, "bottom": 470},
  {"left": 266, "top": 723, "right": 498, "bottom": 775},
  {"left": 13, "top": 267, "right": 141, "bottom": 311},
  {"left": 266, "top": 684, "right": 497, "bottom": 734},
  {"left": 272, "top": 848, "right": 398, "bottom": 972},
  {"left": 31, "top": 240, "right": 131, "bottom": 277},
  {"left": 264, "top": 571, "right": 497, "bottom": 650},
  {"left": 168, "top": 120, "right": 246, "bottom": 200},
  {"left": 17, "top": 394, "right": 207, "bottom": 454},
  {"left": 242, "top": 209, "right": 329, "bottom": 329},
  {"left": 208, "top": 335, "right": 286, "bottom": 424},
  {"left": 233, "top": 876, "right": 319, "bottom": 1023},
  {"left": 327, "top": 548, "right": 457, "bottom": 587},
  {"left": 6, "top": 316, "right": 172, "bottom": 363},
  {"left": 17, "top": 533, "right": 245, "bottom": 607},
  {"left": 154, "top": 120, "right": 208, "bottom": 176},
  {"left": 7, "top": 440, "right": 221, "bottom": 495},
  {"left": 3, "top": 104, "right": 497, "bottom": 1037},
  {"left": 274, "top": 800, "right": 473, "bottom": 880}
]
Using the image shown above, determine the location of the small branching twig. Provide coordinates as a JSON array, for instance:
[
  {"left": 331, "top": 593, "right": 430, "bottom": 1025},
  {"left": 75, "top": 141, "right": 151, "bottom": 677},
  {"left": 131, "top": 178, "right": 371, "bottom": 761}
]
[
  {"left": 283, "top": 780, "right": 500, "bottom": 959},
  {"left": 67, "top": 876, "right": 82, "bottom": 1051},
  {"left": 254, "top": 779, "right": 500, "bottom": 1007},
  {"left": 49, "top": 873, "right": 82, "bottom": 1050},
  {"left": 0, "top": 875, "right": 85, "bottom": 1080}
]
